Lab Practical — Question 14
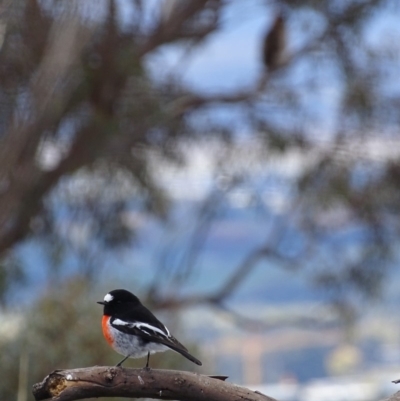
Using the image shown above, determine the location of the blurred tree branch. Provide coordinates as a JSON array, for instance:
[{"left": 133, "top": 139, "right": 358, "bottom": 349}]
[
  {"left": 0, "top": 0, "right": 398, "bottom": 319},
  {"left": 0, "top": 8, "right": 94, "bottom": 254},
  {"left": 0, "top": 0, "right": 222, "bottom": 258}
]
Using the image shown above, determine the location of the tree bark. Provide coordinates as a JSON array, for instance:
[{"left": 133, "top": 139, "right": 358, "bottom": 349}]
[
  {"left": 383, "top": 391, "right": 400, "bottom": 401},
  {"left": 32, "top": 366, "right": 276, "bottom": 401}
]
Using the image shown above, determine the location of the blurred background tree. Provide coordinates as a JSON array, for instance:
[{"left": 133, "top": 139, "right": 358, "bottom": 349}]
[{"left": 1, "top": 0, "right": 400, "bottom": 399}]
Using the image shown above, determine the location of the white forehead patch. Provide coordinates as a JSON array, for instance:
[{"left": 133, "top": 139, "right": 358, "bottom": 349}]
[{"left": 104, "top": 293, "right": 114, "bottom": 303}]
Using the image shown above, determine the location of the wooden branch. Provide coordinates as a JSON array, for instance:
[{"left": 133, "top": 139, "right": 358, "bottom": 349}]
[
  {"left": 32, "top": 366, "right": 275, "bottom": 401},
  {"left": 385, "top": 391, "right": 400, "bottom": 401}
]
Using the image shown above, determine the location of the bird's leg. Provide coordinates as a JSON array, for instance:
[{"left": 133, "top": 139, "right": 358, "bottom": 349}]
[
  {"left": 116, "top": 355, "right": 130, "bottom": 367},
  {"left": 144, "top": 352, "right": 151, "bottom": 370}
]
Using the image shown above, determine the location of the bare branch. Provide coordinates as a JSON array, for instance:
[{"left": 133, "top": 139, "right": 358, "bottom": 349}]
[
  {"left": 168, "top": 19, "right": 333, "bottom": 118},
  {"left": 155, "top": 243, "right": 295, "bottom": 310},
  {"left": 32, "top": 366, "right": 273, "bottom": 401},
  {"left": 383, "top": 391, "right": 400, "bottom": 401}
]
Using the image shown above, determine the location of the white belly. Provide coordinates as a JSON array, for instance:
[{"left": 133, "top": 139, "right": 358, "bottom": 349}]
[{"left": 108, "top": 321, "right": 169, "bottom": 359}]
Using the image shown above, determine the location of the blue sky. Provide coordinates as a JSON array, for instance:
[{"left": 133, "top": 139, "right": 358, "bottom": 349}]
[{"left": 145, "top": 1, "right": 270, "bottom": 92}]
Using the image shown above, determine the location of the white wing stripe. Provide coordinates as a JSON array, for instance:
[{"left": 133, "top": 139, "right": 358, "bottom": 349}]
[
  {"left": 135, "top": 323, "right": 169, "bottom": 337},
  {"left": 112, "top": 319, "right": 169, "bottom": 337},
  {"left": 164, "top": 325, "right": 170, "bottom": 336}
]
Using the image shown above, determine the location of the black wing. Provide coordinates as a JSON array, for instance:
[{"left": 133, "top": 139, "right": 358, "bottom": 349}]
[{"left": 110, "top": 316, "right": 202, "bottom": 366}]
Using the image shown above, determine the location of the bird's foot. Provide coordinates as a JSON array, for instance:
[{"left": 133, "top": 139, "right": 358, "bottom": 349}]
[{"left": 116, "top": 355, "right": 130, "bottom": 367}]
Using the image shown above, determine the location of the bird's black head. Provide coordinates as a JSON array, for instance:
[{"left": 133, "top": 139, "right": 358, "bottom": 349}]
[{"left": 97, "top": 289, "right": 141, "bottom": 315}]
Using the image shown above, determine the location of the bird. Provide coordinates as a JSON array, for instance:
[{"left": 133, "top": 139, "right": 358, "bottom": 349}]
[{"left": 97, "top": 289, "right": 202, "bottom": 368}]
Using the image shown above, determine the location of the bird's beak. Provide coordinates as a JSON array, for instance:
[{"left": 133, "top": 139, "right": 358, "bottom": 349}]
[{"left": 97, "top": 301, "right": 106, "bottom": 305}]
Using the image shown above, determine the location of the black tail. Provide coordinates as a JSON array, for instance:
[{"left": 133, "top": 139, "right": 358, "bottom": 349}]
[
  {"left": 169, "top": 344, "right": 202, "bottom": 366},
  {"left": 160, "top": 336, "right": 202, "bottom": 366}
]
